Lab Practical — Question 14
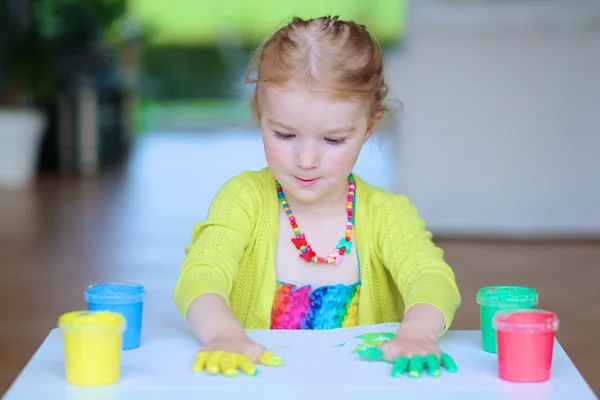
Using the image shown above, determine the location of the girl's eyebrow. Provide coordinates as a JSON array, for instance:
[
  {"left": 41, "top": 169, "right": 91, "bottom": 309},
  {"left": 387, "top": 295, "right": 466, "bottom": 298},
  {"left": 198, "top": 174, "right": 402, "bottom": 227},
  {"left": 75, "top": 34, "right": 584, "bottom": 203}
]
[
  {"left": 268, "top": 119, "right": 295, "bottom": 131},
  {"left": 323, "top": 126, "right": 356, "bottom": 134},
  {"left": 267, "top": 119, "right": 356, "bottom": 134}
]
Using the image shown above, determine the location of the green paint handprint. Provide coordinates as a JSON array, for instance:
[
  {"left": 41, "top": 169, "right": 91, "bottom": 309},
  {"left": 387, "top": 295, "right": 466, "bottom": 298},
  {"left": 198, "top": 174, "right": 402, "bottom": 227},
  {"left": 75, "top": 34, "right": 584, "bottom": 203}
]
[{"left": 350, "top": 332, "right": 396, "bottom": 353}]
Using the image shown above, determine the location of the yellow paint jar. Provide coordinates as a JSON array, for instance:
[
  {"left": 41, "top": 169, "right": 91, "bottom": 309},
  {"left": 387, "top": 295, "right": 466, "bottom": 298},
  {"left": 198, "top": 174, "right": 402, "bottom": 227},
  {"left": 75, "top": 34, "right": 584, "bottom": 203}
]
[{"left": 58, "top": 310, "right": 126, "bottom": 386}]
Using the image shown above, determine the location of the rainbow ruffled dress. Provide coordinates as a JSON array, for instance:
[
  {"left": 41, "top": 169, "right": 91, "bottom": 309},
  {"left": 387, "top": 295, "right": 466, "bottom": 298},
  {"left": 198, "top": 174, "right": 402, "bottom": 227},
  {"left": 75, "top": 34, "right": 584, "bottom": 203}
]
[
  {"left": 270, "top": 280, "right": 360, "bottom": 329},
  {"left": 271, "top": 173, "right": 361, "bottom": 330}
]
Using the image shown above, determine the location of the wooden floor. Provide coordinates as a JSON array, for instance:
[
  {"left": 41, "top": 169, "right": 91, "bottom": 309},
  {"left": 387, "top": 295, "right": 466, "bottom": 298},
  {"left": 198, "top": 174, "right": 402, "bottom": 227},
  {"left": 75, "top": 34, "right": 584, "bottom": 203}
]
[{"left": 0, "top": 133, "right": 599, "bottom": 397}]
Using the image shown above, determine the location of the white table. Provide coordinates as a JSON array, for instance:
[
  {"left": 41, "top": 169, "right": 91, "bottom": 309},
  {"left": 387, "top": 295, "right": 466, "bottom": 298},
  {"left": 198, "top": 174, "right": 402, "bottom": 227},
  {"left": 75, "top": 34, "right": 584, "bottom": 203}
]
[{"left": 3, "top": 323, "right": 597, "bottom": 400}]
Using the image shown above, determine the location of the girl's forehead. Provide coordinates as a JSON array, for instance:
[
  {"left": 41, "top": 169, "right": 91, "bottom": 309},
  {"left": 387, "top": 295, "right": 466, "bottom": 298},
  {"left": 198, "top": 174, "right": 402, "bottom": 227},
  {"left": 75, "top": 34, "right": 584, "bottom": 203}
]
[{"left": 262, "top": 83, "right": 368, "bottom": 115}]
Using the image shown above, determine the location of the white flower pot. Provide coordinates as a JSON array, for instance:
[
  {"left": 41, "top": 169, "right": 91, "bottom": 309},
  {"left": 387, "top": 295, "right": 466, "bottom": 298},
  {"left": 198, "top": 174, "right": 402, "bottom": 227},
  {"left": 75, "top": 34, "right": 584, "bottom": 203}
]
[{"left": 0, "top": 109, "right": 46, "bottom": 189}]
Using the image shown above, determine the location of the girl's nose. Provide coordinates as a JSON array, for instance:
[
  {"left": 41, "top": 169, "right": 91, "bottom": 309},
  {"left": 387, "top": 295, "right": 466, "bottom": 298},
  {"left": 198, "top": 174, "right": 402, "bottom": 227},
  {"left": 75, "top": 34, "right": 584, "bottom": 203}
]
[{"left": 295, "top": 142, "right": 320, "bottom": 170}]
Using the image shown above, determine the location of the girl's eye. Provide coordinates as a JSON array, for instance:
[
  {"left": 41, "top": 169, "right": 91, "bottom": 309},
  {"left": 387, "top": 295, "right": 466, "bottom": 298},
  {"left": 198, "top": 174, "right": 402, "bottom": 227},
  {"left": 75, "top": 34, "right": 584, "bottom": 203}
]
[
  {"left": 325, "top": 137, "right": 346, "bottom": 145},
  {"left": 274, "top": 131, "right": 295, "bottom": 140}
]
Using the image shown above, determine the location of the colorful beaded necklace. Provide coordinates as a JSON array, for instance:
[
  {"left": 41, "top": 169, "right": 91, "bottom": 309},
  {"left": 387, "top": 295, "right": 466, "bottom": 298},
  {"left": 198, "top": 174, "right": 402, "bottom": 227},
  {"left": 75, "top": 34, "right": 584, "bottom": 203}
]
[{"left": 275, "top": 175, "right": 355, "bottom": 265}]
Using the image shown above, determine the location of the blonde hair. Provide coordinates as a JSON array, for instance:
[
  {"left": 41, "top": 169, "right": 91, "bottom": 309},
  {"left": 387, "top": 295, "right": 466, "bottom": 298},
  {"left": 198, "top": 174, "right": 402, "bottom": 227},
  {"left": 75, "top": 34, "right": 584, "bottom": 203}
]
[{"left": 245, "top": 16, "right": 389, "bottom": 123}]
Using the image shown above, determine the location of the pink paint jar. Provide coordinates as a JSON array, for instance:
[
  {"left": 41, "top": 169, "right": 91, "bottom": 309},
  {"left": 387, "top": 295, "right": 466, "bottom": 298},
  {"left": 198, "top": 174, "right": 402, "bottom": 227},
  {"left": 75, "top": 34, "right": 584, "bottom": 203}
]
[{"left": 493, "top": 309, "right": 559, "bottom": 383}]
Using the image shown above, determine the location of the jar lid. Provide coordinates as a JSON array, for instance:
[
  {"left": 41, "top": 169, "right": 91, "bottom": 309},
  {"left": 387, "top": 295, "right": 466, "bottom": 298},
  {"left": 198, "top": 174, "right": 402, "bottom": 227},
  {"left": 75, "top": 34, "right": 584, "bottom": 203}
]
[
  {"left": 85, "top": 282, "right": 145, "bottom": 305},
  {"left": 58, "top": 310, "right": 126, "bottom": 334},
  {"left": 476, "top": 286, "right": 538, "bottom": 308},
  {"left": 493, "top": 309, "right": 559, "bottom": 333}
]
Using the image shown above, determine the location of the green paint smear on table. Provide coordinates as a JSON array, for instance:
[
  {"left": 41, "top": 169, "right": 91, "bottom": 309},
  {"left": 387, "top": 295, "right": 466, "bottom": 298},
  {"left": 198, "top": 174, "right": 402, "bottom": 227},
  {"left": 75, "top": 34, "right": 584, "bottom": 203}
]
[{"left": 351, "top": 332, "right": 396, "bottom": 353}]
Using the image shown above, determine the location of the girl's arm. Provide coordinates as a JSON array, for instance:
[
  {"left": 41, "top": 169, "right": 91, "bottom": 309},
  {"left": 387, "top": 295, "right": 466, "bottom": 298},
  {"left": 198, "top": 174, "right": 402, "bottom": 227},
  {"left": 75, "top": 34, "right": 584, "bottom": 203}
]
[
  {"left": 186, "top": 294, "right": 246, "bottom": 344},
  {"left": 400, "top": 303, "right": 446, "bottom": 341},
  {"left": 378, "top": 195, "right": 461, "bottom": 336},
  {"left": 174, "top": 174, "right": 258, "bottom": 340}
]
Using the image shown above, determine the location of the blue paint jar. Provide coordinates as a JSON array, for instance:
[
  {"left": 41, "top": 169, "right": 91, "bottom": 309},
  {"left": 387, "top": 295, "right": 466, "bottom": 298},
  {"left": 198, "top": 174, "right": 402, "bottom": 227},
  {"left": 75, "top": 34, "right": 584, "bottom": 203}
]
[{"left": 85, "top": 283, "right": 145, "bottom": 350}]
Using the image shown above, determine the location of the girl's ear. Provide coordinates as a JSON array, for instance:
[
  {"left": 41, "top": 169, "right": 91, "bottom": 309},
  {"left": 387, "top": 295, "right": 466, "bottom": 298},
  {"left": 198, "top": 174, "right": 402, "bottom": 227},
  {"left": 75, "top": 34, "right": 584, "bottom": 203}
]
[{"left": 364, "top": 109, "right": 384, "bottom": 141}]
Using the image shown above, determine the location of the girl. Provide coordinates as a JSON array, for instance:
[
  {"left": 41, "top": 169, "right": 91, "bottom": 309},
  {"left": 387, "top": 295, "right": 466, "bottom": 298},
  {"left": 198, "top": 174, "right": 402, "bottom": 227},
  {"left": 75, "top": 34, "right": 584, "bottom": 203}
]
[{"left": 174, "top": 16, "right": 461, "bottom": 377}]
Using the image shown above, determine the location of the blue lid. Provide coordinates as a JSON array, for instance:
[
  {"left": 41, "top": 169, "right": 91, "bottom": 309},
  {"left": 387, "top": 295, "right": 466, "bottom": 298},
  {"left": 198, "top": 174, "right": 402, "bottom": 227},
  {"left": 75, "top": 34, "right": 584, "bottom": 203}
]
[{"left": 85, "top": 283, "right": 145, "bottom": 305}]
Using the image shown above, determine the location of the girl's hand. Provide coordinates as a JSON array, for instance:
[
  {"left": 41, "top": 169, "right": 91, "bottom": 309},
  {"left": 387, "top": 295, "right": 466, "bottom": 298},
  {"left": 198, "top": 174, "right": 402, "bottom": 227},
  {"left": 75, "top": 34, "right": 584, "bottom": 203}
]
[
  {"left": 358, "top": 323, "right": 458, "bottom": 378},
  {"left": 193, "top": 333, "right": 283, "bottom": 377},
  {"left": 378, "top": 323, "right": 441, "bottom": 361}
]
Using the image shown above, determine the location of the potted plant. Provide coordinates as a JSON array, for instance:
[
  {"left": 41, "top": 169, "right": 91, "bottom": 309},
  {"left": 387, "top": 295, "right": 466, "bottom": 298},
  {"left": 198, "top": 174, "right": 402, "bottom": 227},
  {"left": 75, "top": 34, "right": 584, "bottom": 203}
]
[
  {"left": 0, "top": 0, "right": 55, "bottom": 189},
  {"left": 0, "top": 0, "right": 135, "bottom": 188}
]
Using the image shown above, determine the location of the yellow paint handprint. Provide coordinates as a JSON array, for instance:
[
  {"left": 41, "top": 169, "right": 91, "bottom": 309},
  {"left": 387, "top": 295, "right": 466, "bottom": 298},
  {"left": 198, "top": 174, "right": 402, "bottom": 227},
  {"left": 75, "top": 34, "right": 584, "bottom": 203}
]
[{"left": 193, "top": 350, "right": 283, "bottom": 377}]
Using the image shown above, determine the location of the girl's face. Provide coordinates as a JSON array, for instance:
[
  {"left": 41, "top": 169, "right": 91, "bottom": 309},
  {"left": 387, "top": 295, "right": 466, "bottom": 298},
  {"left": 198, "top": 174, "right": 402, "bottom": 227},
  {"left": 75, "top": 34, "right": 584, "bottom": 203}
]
[{"left": 260, "top": 81, "right": 377, "bottom": 208}]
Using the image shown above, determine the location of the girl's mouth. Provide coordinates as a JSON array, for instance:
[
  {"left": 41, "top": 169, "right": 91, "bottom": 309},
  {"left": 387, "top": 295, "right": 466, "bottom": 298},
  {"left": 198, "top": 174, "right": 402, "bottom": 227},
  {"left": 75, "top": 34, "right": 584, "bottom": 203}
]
[{"left": 295, "top": 176, "right": 319, "bottom": 185}]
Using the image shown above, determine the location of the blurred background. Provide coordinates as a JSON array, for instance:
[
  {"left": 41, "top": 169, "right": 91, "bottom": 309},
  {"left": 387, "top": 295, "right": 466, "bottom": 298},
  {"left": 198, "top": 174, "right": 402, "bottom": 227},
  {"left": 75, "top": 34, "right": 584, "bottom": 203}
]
[{"left": 1, "top": 0, "right": 599, "bottom": 396}]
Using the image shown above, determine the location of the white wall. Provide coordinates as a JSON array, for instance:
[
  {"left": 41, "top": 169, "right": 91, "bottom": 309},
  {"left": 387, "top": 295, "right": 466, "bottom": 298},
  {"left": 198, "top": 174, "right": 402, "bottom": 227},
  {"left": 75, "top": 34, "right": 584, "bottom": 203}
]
[{"left": 386, "top": 0, "right": 600, "bottom": 237}]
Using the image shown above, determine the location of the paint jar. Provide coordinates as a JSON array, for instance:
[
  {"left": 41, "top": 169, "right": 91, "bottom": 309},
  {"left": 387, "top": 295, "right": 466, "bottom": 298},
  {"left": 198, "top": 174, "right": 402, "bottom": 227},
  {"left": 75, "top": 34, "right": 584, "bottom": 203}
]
[
  {"left": 86, "top": 283, "right": 145, "bottom": 350},
  {"left": 476, "top": 286, "right": 538, "bottom": 353},
  {"left": 59, "top": 310, "right": 126, "bottom": 386},
  {"left": 493, "top": 309, "right": 559, "bottom": 382}
]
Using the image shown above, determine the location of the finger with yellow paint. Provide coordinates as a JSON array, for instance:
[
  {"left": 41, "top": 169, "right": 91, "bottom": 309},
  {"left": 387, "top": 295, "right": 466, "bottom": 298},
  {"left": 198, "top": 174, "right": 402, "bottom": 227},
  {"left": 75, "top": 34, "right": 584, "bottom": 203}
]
[
  {"left": 192, "top": 351, "right": 207, "bottom": 373},
  {"left": 236, "top": 354, "right": 258, "bottom": 376},
  {"left": 219, "top": 352, "right": 238, "bottom": 377},
  {"left": 205, "top": 351, "right": 224, "bottom": 375},
  {"left": 258, "top": 351, "right": 283, "bottom": 367},
  {"left": 192, "top": 350, "right": 283, "bottom": 377}
]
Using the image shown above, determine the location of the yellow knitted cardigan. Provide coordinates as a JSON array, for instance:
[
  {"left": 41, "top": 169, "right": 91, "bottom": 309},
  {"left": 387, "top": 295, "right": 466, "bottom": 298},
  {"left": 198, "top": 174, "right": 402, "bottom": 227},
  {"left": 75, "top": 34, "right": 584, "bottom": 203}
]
[{"left": 174, "top": 168, "right": 461, "bottom": 330}]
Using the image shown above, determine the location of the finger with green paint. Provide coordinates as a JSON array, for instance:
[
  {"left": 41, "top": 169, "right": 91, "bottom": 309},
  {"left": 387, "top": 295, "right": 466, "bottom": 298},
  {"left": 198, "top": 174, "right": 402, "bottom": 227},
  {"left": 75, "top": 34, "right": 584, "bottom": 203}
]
[
  {"left": 391, "top": 356, "right": 410, "bottom": 377},
  {"left": 407, "top": 355, "right": 425, "bottom": 378},
  {"left": 440, "top": 352, "right": 458, "bottom": 373},
  {"left": 358, "top": 346, "right": 384, "bottom": 361},
  {"left": 358, "top": 347, "right": 457, "bottom": 378},
  {"left": 398, "top": 353, "right": 455, "bottom": 378},
  {"left": 424, "top": 354, "right": 441, "bottom": 377},
  {"left": 358, "top": 346, "right": 410, "bottom": 376}
]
